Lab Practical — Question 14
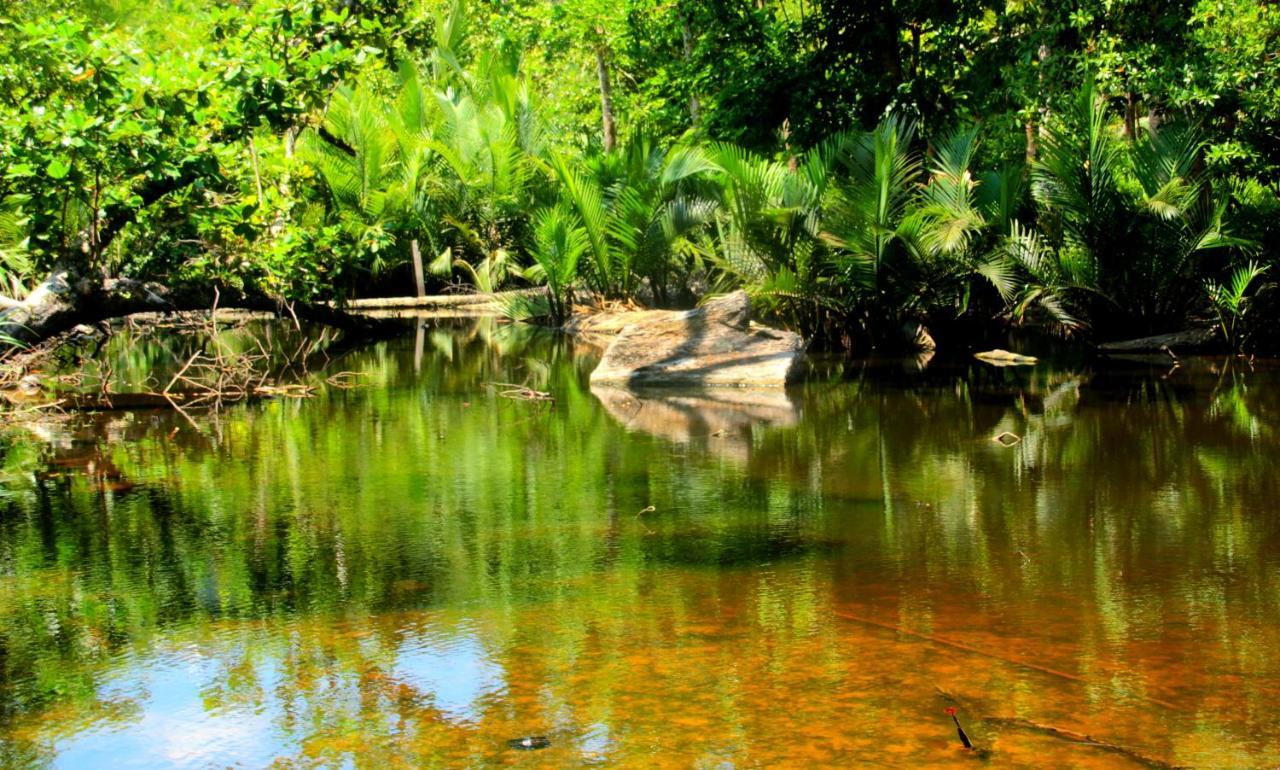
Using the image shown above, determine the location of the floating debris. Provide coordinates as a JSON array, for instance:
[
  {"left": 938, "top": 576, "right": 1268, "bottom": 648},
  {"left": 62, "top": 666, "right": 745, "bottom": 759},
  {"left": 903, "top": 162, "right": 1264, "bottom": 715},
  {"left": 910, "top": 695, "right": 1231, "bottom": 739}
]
[
  {"left": 634, "top": 505, "right": 656, "bottom": 534},
  {"left": 992, "top": 431, "right": 1022, "bottom": 446},
  {"left": 489, "top": 382, "right": 555, "bottom": 402},
  {"left": 508, "top": 736, "right": 550, "bottom": 750}
]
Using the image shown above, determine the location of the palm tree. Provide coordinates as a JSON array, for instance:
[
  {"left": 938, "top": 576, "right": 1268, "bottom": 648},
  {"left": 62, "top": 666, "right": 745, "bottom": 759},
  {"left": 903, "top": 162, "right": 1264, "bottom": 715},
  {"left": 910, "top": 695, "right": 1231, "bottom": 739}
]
[
  {"left": 303, "top": 1, "right": 549, "bottom": 298},
  {"left": 552, "top": 134, "right": 719, "bottom": 301},
  {"left": 709, "top": 134, "right": 844, "bottom": 334},
  {"left": 1013, "top": 79, "right": 1248, "bottom": 337},
  {"left": 303, "top": 84, "right": 425, "bottom": 287},
  {"left": 714, "top": 119, "right": 1010, "bottom": 348},
  {"left": 828, "top": 121, "right": 1020, "bottom": 346},
  {"left": 0, "top": 197, "right": 31, "bottom": 303},
  {"left": 523, "top": 203, "right": 589, "bottom": 323}
]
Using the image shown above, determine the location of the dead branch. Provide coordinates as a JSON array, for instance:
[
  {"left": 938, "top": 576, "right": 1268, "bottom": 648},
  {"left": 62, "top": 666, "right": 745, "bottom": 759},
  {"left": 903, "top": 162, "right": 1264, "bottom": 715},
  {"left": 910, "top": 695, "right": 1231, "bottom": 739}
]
[{"left": 488, "top": 382, "right": 554, "bottom": 402}]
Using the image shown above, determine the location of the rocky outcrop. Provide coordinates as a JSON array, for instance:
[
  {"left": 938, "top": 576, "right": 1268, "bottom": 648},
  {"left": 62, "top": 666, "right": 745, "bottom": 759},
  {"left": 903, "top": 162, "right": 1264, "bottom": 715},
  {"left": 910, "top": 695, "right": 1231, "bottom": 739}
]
[{"left": 587, "top": 291, "right": 806, "bottom": 388}]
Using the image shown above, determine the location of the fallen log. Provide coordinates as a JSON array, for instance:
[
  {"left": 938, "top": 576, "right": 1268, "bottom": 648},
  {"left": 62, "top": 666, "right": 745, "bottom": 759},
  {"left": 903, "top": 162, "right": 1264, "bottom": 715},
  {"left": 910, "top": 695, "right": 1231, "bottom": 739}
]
[
  {"left": 0, "top": 269, "right": 404, "bottom": 348},
  {"left": 1097, "top": 327, "right": 1218, "bottom": 354},
  {"left": 340, "top": 289, "right": 543, "bottom": 311}
]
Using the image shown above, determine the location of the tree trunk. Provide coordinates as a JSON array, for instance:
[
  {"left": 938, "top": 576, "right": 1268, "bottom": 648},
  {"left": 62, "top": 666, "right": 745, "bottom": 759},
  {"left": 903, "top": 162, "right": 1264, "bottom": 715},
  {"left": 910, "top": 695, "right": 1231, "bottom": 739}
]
[
  {"left": 248, "top": 136, "right": 265, "bottom": 203},
  {"left": 680, "top": 13, "right": 700, "bottom": 126},
  {"left": 410, "top": 238, "right": 426, "bottom": 298},
  {"left": 595, "top": 44, "right": 617, "bottom": 152},
  {"left": 0, "top": 269, "right": 403, "bottom": 348},
  {"left": 1124, "top": 91, "right": 1137, "bottom": 139},
  {"left": 1025, "top": 118, "right": 1038, "bottom": 164},
  {"left": 878, "top": 9, "right": 903, "bottom": 88}
]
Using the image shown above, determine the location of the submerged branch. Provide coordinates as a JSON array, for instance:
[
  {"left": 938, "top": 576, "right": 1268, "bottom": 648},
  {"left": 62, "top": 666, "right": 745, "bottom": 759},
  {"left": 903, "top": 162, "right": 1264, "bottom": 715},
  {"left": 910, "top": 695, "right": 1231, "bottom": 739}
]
[
  {"left": 834, "top": 610, "right": 1181, "bottom": 710},
  {"left": 982, "top": 716, "right": 1183, "bottom": 769}
]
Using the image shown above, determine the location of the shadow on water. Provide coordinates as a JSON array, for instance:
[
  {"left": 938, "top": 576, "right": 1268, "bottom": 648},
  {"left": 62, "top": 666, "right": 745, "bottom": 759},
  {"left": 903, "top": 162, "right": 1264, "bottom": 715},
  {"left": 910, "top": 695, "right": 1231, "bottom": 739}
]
[{"left": 0, "top": 320, "right": 1278, "bottom": 766}]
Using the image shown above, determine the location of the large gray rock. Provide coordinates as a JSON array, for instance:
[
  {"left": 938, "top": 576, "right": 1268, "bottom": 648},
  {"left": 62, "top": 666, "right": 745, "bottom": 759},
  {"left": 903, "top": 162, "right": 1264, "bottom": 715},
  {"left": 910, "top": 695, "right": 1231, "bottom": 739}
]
[{"left": 588, "top": 291, "right": 806, "bottom": 388}]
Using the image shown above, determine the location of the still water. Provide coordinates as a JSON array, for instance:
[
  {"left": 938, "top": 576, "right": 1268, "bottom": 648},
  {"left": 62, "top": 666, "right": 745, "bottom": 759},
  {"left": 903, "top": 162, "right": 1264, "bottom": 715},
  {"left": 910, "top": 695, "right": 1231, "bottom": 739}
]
[{"left": 0, "top": 318, "right": 1278, "bottom": 768}]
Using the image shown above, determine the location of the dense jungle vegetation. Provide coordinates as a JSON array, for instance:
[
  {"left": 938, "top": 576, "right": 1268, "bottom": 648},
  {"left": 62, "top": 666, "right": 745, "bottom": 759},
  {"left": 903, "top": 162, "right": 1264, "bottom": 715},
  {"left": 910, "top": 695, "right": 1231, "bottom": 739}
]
[{"left": 1, "top": 0, "right": 1278, "bottom": 351}]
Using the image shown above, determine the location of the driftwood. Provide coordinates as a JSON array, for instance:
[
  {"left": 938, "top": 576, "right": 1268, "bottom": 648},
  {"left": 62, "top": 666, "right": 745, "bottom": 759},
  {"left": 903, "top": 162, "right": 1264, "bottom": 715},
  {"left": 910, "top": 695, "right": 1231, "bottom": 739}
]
[
  {"left": 1098, "top": 327, "right": 1218, "bottom": 354},
  {"left": 0, "top": 269, "right": 404, "bottom": 348},
  {"left": 1, "top": 304, "right": 374, "bottom": 413},
  {"left": 29, "top": 387, "right": 314, "bottom": 411},
  {"left": 974, "top": 349, "right": 1039, "bottom": 366}
]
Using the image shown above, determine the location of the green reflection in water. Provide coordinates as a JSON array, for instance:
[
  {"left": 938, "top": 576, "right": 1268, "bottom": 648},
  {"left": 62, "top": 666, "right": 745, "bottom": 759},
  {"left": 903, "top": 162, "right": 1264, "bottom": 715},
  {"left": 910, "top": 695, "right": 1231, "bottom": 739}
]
[{"left": 0, "top": 319, "right": 1278, "bottom": 767}]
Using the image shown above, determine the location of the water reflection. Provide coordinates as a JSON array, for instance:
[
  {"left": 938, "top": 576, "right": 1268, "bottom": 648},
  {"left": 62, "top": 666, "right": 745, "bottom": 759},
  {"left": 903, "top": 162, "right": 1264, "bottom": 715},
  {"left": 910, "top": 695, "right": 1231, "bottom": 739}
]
[
  {"left": 591, "top": 385, "right": 799, "bottom": 462},
  {"left": 393, "top": 624, "right": 506, "bottom": 724},
  {"left": 0, "top": 322, "right": 1277, "bottom": 766}
]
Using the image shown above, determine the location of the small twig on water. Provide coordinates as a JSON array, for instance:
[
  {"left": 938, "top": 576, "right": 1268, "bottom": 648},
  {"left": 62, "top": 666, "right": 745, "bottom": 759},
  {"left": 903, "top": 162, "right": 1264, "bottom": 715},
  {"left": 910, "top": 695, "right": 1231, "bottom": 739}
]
[
  {"left": 634, "top": 505, "right": 656, "bottom": 534},
  {"left": 325, "top": 371, "right": 365, "bottom": 389},
  {"left": 993, "top": 431, "right": 1022, "bottom": 446},
  {"left": 488, "top": 382, "right": 554, "bottom": 402}
]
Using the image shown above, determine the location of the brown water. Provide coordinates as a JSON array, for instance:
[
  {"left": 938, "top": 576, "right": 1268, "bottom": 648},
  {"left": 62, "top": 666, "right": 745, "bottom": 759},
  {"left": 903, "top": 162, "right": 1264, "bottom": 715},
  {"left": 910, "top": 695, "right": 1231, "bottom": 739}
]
[{"left": 0, "top": 319, "right": 1278, "bottom": 767}]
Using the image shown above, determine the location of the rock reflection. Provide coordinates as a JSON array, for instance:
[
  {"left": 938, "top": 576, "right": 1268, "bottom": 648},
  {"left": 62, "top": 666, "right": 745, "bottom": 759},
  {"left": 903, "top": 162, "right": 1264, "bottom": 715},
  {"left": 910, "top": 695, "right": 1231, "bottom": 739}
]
[{"left": 592, "top": 384, "right": 799, "bottom": 461}]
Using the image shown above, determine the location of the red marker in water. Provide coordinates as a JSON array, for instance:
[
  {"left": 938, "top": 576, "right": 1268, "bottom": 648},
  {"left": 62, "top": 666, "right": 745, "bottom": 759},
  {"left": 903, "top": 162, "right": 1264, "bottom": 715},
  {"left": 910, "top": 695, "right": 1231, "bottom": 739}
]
[{"left": 945, "top": 707, "right": 973, "bottom": 749}]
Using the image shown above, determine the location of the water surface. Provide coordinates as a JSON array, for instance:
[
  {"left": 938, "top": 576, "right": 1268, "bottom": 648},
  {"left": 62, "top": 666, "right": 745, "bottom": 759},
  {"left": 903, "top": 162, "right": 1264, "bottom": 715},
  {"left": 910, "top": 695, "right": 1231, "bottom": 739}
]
[{"left": 0, "top": 319, "right": 1278, "bottom": 767}]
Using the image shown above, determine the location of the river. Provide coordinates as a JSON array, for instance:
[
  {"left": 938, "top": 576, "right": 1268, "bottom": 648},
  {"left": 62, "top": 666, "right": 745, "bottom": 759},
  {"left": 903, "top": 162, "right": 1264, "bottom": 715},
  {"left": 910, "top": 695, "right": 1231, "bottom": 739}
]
[{"left": 0, "top": 317, "right": 1276, "bottom": 767}]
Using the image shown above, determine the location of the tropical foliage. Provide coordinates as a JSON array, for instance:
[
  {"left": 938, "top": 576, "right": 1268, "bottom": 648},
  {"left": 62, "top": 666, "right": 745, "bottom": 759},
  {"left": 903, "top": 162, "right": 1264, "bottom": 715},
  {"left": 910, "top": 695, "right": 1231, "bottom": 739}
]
[{"left": 0, "top": 0, "right": 1277, "bottom": 351}]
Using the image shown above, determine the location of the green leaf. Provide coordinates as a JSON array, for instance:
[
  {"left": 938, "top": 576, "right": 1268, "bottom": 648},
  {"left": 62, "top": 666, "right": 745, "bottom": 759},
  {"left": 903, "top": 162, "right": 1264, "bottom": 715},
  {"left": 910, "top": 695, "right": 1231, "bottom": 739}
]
[{"left": 45, "top": 159, "right": 71, "bottom": 180}]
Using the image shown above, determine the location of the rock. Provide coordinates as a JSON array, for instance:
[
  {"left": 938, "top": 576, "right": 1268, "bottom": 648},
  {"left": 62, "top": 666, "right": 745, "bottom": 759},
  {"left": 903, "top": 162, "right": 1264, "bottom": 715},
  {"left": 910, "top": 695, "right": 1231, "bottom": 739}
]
[
  {"left": 974, "top": 349, "right": 1038, "bottom": 366},
  {"left": 588, "top": 291, "right": 806, "bottom": 388},
  {"left": 902, "top": 320, "right": 936, "bottom": 351},
  {"left": 564, "top": 307, "right": 675, "bottom": 350}
]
